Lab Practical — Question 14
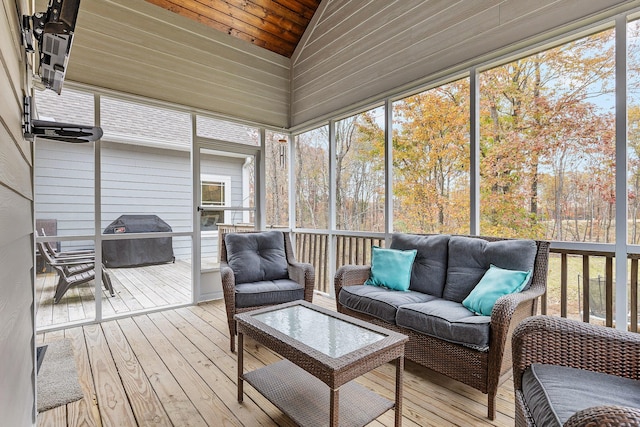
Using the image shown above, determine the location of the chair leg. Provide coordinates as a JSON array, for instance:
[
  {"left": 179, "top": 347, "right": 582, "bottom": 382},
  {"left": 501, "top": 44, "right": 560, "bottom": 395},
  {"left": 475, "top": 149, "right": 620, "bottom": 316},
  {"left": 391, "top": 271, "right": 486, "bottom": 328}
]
[
  {"left": 488, "top": 392, "right": 496, "bottom": 420},
  {"left": 102, "top": 269, "right": 115, "bottom": 296},
  {"left": 229, "top": 318, "right": 237, "bottom": 353},
  {"left": 53, "top": 275, "right": 71, "bottom": 304}
]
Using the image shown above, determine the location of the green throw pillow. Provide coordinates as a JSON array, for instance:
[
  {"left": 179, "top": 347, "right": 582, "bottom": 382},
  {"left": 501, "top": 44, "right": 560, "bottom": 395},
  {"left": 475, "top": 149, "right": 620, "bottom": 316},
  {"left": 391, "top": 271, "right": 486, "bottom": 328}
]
[
  {"left": 365, "top": 246, "right": 417, "bottom": 291},
  {"left": 462, "top": 264, "right": 532, "bottom": 316}
]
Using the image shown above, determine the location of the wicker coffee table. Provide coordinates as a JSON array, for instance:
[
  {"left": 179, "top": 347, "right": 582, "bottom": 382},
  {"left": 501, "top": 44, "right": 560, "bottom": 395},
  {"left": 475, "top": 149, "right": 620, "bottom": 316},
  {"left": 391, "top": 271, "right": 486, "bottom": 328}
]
[{"left": 235, "top": 300, "right": 408, "bottom": 427}]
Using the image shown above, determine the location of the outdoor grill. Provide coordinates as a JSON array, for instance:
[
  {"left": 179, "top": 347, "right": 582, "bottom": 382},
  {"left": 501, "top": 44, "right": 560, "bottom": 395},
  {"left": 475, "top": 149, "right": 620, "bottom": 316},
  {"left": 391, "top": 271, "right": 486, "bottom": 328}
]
[{"left": 102, "top": 215, "right": 175, "bottom": 268}]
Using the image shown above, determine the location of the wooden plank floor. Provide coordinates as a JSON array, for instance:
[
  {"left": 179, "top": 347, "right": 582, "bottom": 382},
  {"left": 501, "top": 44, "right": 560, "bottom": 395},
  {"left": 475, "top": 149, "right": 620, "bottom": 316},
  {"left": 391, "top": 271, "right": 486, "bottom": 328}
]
[
  {"left": 36, "top": 295, "right": 516, "bottom": 427},
  {"left": 36, "top": 261, "right": 192, "bottom": 328}
]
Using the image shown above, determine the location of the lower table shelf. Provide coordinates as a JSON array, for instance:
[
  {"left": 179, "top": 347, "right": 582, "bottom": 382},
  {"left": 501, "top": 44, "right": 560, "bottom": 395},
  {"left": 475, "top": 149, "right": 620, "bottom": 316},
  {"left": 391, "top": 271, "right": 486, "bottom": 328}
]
[{"left": 243, "top": 359, "right": 395, "bottom": 427}]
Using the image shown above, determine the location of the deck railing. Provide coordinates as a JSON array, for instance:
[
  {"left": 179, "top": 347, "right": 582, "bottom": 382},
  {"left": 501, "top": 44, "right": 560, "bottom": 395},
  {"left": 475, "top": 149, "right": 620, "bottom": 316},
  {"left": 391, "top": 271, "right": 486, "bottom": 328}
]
[{"left": 292, "top": 231, "right": 640, "bottom": 332}]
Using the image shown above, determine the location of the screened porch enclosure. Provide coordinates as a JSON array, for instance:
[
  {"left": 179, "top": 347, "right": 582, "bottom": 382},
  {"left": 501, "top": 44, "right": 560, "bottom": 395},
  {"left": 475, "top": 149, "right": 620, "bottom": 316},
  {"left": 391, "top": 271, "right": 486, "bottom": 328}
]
[
  {"left": 32, "top": 11, "right": 640, "bottom": 335},
  {"left": 33, "top": 88, "right": 264, "bottom": 330},
  {"left": 289, "top": 18, "right": 640, "bottom": 333}
]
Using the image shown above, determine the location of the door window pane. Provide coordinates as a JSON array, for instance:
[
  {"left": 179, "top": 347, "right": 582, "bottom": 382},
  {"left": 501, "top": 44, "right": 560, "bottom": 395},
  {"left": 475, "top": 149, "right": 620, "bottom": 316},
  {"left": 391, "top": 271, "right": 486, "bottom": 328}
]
[{"left": 201, "top": 174, "right": 231, "bottom": 231}]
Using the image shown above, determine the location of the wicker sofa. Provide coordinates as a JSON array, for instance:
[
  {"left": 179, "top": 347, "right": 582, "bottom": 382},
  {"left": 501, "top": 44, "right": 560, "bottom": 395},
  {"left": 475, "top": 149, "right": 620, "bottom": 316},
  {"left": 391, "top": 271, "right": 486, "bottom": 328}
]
[
  {"left": 335, "top": 233, "right": 550, "bottom": 420},
  {"left": 512, "top": 315, "right": 640, "bottom": 427}
]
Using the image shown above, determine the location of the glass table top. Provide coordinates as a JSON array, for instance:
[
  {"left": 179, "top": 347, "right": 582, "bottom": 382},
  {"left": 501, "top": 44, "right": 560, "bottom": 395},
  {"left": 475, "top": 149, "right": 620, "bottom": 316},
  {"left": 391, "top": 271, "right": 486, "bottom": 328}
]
[{"left": 251, "top": 305, "right": 386, "bottom": 358}]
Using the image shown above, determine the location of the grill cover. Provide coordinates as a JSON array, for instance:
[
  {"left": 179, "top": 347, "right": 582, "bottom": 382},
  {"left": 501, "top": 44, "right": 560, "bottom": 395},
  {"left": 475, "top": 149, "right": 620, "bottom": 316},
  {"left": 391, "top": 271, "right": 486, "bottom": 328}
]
[{"left": 102, "top": 215, "right": 174, "bottom": 268}]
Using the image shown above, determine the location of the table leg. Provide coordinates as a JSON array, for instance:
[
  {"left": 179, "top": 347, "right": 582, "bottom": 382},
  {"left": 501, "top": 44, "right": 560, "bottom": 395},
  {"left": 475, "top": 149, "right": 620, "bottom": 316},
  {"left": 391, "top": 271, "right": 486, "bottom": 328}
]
[
  {"left": 237, "top": 332, "right": 244, "bottom": 403},
  {"left": 395, "top": 355, "right": 404, "bottom": 427},
  {"left": 330, "top": 387, "right": 339, "bottom": 427}
]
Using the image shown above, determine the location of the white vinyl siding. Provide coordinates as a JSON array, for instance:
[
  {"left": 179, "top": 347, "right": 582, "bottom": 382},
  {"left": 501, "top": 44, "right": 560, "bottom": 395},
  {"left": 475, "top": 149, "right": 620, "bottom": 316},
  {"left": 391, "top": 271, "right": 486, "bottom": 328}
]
[
  {"left": 35, "top": 140, "right": 246, "bottom": 260},
  {"left": 1, "top": 0, "right": 36, "bottom": 424}
]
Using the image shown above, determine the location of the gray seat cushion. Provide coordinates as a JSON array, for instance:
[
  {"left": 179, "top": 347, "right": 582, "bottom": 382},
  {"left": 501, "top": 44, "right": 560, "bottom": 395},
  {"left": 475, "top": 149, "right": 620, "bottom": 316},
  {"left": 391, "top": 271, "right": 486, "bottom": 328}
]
[
  {"left": 390, "top": 233, "right": 450, "bottom": 297},
  {"left": 443, "top": 236, "right": 537, "bottom": 302},
  {"left": 235, "top": 279, "right": 304, "bottom": 308},
  {"left": 522, "top": 363, "right": 640, "bottom": 427},
  {"left": 338, "top": 284, "right": 435, "bottom": 324},
  {"left": 225, "top": 231, "right": 289, "bottom": 284},
  {"left": 396, "top": 299, "right": 491, "bottom": 350}
]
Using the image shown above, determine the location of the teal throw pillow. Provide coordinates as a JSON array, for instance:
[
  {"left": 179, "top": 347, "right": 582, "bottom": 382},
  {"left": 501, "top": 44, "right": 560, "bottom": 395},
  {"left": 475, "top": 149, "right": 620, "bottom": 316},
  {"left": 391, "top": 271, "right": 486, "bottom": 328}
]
[
  {"left": 462, "top": 264, "right": 532, "bottom": 316},
  {"left": 365, "top": 246, "right": 417, "bottom": 291}
]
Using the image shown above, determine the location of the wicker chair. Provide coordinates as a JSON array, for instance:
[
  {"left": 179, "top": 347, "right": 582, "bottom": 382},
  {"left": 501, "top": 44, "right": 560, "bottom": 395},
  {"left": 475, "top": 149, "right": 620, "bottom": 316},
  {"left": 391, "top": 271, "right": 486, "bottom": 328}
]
[
  {"left": 512, "top": 315, "right": 640, "bottom": 426},
  {"left": 335, "top": 236, "right": 550, "bottom": 420},
  {"left": 220, "top": 231, "right": 315, "bottom": 352}
]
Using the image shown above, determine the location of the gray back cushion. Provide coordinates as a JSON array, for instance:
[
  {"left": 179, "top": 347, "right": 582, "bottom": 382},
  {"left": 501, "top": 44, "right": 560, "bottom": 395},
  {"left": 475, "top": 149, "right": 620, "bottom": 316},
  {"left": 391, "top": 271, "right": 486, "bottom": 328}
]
[
  {"left": 443, "top": 236, "right": 537, "bottom": 302},
  {"left": 390, "top": 233, "right": 450, "bottom": 297},
  {"left": 225, "top": 231, "right": 289, "bottom": 284}
]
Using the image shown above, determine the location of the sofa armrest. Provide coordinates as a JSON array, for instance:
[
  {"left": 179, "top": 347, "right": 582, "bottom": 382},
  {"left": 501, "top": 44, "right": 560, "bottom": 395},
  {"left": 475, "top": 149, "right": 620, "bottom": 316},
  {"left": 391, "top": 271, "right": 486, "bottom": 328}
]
[
  {"left": 486, "top": 284, "right": 546, "bottom": 390},
  {"left": 564, "top": 405, "right": 640, "bottom": 427},
  {"left": 288, "top": 261, "right": 316, "bottom": 302},
  {"left": 334, "top": 264, "right": 371, "bottom": 300},
  {"left": 486, "top": 240, "right": 550, "bottom": 392},
  {"left": 512, "top": 315, "right": 640, "bottom": 390},
  {"left": 490, "top": 280, "right": 547, "bottom": 343}
]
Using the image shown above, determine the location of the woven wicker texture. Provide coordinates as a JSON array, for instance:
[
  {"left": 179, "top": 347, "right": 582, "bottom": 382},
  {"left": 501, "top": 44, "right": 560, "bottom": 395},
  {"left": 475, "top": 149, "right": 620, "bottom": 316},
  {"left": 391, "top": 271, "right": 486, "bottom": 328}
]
[
  {"left": 512, "top": 315, "right": 640, "bottom": 427},
  {"left": 236, "top": 301, "right": 407, "bottom": 426},
  {"left": 221, "top": 231, "right": 315, "bottom": 352},
  {"left": 564, "top": 405, "right": 640, "bottom": 427},
  {"left": 334, "top": 235, "right": 550, "bottom": 420},
  {"left": 244, "top": 360, "right": 394, "bottom": 427}
]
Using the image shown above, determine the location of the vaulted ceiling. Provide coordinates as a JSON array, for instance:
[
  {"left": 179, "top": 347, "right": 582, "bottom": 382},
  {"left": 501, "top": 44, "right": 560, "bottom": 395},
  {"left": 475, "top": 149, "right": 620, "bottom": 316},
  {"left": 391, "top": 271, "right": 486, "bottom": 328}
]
[{"left": 144, "top": 0, "right": 321, "bottom": 57}]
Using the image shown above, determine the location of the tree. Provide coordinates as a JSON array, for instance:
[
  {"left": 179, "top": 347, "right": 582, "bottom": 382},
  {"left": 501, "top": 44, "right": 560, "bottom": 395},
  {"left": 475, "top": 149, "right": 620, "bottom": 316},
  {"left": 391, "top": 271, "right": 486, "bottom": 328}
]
[
  {"left": 479, "top": 29, "right": 615, "bottom": 240},
  {"left": 392, "top": 79, "right": 470, "bottom": 234},
  {"left": 265, "top": 132, "right": 289, "bottom": 227},
  {"left": 335, "top": 110, "right": 385, "bottom": 231},
  {"left": 295, "top": 127, "right": 329, "bottom": 229}
]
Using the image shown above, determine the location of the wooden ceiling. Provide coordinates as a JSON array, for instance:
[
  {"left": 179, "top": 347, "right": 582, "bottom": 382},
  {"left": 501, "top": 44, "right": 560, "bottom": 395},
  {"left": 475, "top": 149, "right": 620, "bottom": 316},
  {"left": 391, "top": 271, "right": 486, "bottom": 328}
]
[{"left": 144, "top": 0, "right": 321, "bottom": 57}]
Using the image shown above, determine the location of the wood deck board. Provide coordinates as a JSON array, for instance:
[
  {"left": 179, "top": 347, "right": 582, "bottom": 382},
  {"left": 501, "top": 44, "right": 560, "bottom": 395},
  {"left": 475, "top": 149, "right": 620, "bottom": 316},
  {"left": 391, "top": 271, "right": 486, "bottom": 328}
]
[
  {"left": 83, "top": 323, "right": 137, "bottom": 427},
  {"left": 37, "top": 295, "right": 516, "bottom": 427},
  {"left": 36, "top": 261, "right": 192, "bottom": 328},
  {"left": 116, "top": 316, "right": 209, "bottom": 427},
  {"left": 132, "top": 314, "right": 243, "bottom": 426},
  {"left": 100, "top": 320, "right": 172, "bottom": 426}
]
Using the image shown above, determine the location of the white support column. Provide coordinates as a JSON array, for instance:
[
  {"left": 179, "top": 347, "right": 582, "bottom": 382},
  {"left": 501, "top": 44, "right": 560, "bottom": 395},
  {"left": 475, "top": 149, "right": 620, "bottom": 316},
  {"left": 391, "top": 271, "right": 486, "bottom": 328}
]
[
  {"left": 257, "top": 128, "right": 266, "bottom": 230},
  {"left": 191, "top": 113, "right": 200, "bottom": 304},
  {"left": 288, "top": 132, "right": 296, "bottom": 231},
  {"left": 94, "top": 94, "right": 103, "bottom": 321},
  {"left": 385, "top": 98, "right": 393, "bottom": 243},
  {"left": 615, "top": 16, "right": 629, "bottom": 330},
  {"left": 329, "top": 120, "right": 337, "bottom": 232},
  {"left": 470, "top": 68, "right": 481, "bottom": 235},
  {"left": 328, "top": 120, "right": 337, "bottom": 297}
]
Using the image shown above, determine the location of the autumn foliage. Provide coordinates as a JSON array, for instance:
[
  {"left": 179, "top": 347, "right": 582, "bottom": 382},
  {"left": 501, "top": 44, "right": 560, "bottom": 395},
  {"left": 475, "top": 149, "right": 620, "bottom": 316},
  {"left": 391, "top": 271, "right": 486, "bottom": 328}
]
[{"left": 291, "top": 27, "right": 640, "bottom": 243}]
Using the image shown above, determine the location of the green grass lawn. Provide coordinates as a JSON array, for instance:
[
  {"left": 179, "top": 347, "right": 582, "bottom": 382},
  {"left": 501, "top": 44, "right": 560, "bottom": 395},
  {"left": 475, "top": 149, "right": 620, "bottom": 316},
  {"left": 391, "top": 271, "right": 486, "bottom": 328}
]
[{"left": 545, "top": 253, "right": 639, "bottom": 328}]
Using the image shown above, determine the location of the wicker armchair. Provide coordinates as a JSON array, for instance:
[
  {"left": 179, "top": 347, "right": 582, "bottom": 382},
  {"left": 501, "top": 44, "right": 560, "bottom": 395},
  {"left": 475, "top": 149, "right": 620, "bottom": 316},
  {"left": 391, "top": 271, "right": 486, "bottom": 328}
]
[
  {"left": 335, "top": 236, "right": 550, "bottom": 420},
  {"left": 220, "top": 231, "right": 315, "bottom": 352},
  {"left": 512, "top": 315, "right": 640, "bottom": 426}
]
